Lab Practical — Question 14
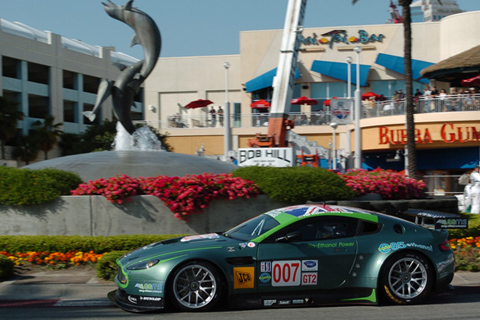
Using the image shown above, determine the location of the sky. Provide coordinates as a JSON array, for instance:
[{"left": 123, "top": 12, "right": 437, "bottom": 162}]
[{"left": 0, "top": 0, "right": 479, "bottom": 60}]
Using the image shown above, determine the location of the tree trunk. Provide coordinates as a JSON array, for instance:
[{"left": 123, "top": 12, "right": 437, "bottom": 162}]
[{"left": 401, "top": 0, "right": 418, "bottom": 180}]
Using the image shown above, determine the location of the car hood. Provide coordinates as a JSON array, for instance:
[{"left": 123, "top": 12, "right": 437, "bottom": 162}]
[{"left": 118, "top": 233, "right": 242, "bottom": 267}]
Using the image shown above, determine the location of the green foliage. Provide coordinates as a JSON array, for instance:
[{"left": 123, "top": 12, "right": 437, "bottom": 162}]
[
  {"left": 96, "top": 251, "right": 129, "bottom": 281},
  {"left": 0, "top": 234, "right": 187, "bottom": 254},
  {"left": 233, "top": 166, "right": 355, "bottom": 204},
  {"left": 0, "top": 167, "right": 83, "bottom": 206},
  {"left": 0, "top": 96, "right": 24, "bottom": 160},
  {"left": 31, "top": 115, "right": 63, "bottom": 160},
  {"left": 0, "top": 255, "right": 14, "bottom": 281}
]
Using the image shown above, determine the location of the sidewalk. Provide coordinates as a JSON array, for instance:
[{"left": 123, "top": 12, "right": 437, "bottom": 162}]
[
  {"left": 0, "top": 266, "right": 116, "bottom": 307},
  {"left": 0, "top": 267, "right": 478, "bottom": 308}
]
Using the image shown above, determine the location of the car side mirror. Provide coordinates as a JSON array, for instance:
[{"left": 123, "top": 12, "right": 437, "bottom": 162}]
[{"left": 276, "top": 231, "right": 302, "bottom": 242}]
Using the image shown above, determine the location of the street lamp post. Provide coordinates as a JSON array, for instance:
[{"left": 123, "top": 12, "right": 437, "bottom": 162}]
[
  {"left": 223, "top": 62, "right": 231, "bottom": 161},
  {"left": 330, "top": 122, "right": 338, "bottom": 170},
  {"left": 345, "top": 56, "right": 353, "bottom": 170},
  {"left": 354, "top": 46, "right": 362, "bottom": 169}
]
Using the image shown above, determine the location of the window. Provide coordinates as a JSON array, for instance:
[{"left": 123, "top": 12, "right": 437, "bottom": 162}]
[
  {"left": 28, "top": 62, "right": 49, "bottom": 84},
  {"left": 28, "top": 94, "right": 49, "bottom": 119},
  {"left": 83, "top": 75, "right": 100, "bottom": 93},
  {"left": 264, "top": 217, "right": 357, "bottom": 243},
  {"left": 63, "top": 100, "right": 76, "bottom": 122},
  {"left": 2, "top": 56, "right": 20, "bottom": 78},
  {"left": 63, "top": 70, "right": 77, "bottom": 89}
]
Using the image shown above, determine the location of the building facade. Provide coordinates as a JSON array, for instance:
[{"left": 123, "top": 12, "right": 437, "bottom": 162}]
[{"left": 0, "top": 18, "right": 140, "bottom": 160}]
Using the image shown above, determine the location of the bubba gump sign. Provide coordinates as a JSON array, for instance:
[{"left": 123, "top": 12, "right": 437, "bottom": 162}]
[{"left": 379, "top": 123, "right": 480, "bottom": 145}]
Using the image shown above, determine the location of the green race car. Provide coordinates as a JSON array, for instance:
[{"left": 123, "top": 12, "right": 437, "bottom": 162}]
[{"left": 108, "top": 204, "right": 455, "bottom": 312}]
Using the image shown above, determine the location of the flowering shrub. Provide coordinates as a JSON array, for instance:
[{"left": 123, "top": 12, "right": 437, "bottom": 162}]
[
  {"left": 71, "top": 173, "right": 260, "bottom": 220},
  {"left": 449, "top": 236, "right": 480, "bottom": 271},
  {"left": 0, "top": 251, "right": 103, "bottom": 269},
  {"left": 338, "top": 168, "right": 427, "bottom": 200}
]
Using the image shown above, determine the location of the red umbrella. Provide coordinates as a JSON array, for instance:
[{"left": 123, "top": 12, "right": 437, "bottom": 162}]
[
  {"left": 323, "top": 96, "right": 338, "bottom": 106},
  {"left": 361, "top": 92, "right": 381, "bottom": 100},
  {"left": 291, "top": 96, "right": 318, "bottom": 105},
  {"left": 461, "top": 74, "right": 480, "bottom": 87},
  {"left": 250, "top": 99, "right": 271, "bottom": 109},
  {"left": 184, "top": 99, "right": 213, "bottom": 109}
]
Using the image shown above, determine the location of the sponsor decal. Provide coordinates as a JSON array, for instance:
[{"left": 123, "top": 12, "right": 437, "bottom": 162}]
[
  {"left": 278, "top": 300, "right": 291, "bottom": 305},
  {"left": 292, "top": 299, "right": 305, "bottom": 304},
  {"left": 140, "top": 296, "right": 162, "bottom": 302},
  {"left": 135, "top": 282, "right": 163, "bottom": 294},
  {"left": 264, "top": 299, "right": 276, "bottom": 306},
  {"left": 261, "top": 261, "right": 272, "bottom": 272},
  {"left": 239, "top": 243, "right": 247, "bottom": 249},
  {"left": 233, "top": 267, "right": 255, "bottom": 289},
  {"left": 308, "top": 242, "right": 355, "bottom": 249},
  {"left": 435, "top": 218, "right": 468, "bottom": 229},
  {"left": 180, "top": 233, "right": 219, "bottom": 242},
  {"left": 265, "top": 210, "right": 283, "bottom": 218},
  {"left": 378, "top": 241, "right": 433, "bottom": 253},
  {"left": 128, "top": 295, "right": 138, "bottom": 304},
  {"left": 259, "top": 272, "right": 272, "bottom": 283},
  {"left": 227, "top": 246, "right": 235, "bottom": 252},
  {"left": 272, "top": 261, "right": 301, "bottom": 287},
  {"left": 302, "top": 260, "right": 318, "bottom": 271},
  {"left": 302, "top": 272, "right": 317, "bottom": 285},
  {"left": 247, "top": 242, "right": 256, "bottom": 248}
]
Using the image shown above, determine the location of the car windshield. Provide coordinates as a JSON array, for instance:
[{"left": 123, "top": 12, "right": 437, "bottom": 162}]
[{"left": 224, "top": 214, "right": 280, "bottom": 241}]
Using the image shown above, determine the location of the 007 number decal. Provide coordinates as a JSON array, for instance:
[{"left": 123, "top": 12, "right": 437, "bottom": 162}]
[{"left": 272, "top": 261, "right": 301, "bottom": 286}]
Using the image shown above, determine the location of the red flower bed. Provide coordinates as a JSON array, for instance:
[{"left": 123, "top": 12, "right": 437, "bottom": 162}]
[
  {"left": 338, "top": 168, "right": 426, "bottom": 200},
  {"left": 71, "top": 173, "right": 260, "bottom": 220}
]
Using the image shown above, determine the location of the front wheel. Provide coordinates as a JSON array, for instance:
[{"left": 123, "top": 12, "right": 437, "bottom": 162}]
[
  {"left": 169, "top": 261, "right": 223, "bottom": 312},
  {"left": 380, "top": 252, "right": 432, "bottom": 305}
]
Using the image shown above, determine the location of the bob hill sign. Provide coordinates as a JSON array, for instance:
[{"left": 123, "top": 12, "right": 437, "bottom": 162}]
[{"left": 238, "top": 148, "right": 295, "bottom": 167}]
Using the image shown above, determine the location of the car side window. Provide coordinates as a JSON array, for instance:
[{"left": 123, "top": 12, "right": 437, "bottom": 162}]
[{"left": 263, "top": 217, "right": 357, "bottom": 243}]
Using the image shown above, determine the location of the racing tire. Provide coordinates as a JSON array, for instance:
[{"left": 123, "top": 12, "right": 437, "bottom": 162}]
[
  {"left": 379, "top": 252, "right": 433, "bottom": 305},
  {"left": 169, "top": 261, "right": 223, "bottom": 312}
]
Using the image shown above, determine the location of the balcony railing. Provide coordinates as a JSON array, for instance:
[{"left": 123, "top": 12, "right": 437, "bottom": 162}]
[{"left": 141, "top": 94, "right": 480, "bottom": 129}]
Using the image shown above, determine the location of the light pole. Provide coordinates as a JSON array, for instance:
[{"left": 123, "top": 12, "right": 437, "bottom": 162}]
[
  {"left": 345, "top": 56, "right": 353, "bottom": 170},
  {"left": 354, "top": 46, "right": 362, "bottom": 169},
  {"left": 330, "top": 122, "right": 338, "bottom": 170},
  {"left": 223, "top": 62, "right": 231, "bottom": 161}
]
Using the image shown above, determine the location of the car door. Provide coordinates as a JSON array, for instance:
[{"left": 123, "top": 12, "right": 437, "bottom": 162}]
[{"left": 256, "top": 216, "right": 358, "bottom": 293}]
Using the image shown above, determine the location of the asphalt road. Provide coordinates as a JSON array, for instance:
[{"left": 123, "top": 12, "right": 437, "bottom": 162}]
[{"left": 1, "top": 286, "right": 479, "bottom": 320}]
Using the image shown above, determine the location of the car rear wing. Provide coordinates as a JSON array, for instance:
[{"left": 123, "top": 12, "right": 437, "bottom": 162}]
[{"left": 402, "top": 209, "right": 468, "bottom": 230}]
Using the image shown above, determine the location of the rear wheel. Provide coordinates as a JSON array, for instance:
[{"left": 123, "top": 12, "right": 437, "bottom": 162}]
[
  {"left": 380, "top": 252, "right": 432, "bottom": 305},
  {"left": 169, "top": 261, "right": 223, "bottom": 312}
]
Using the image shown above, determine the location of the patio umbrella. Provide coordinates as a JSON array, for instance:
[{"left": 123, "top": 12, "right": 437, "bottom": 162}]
[
  {"left": 461, "top": 74, "right": 480, "bottom": 87},
  {"left": 323, "top": 96, "right": 338, "bottom": 107},
  {"left": 250, "top": 99, "right": 271, "bottom": 109},
  {"left": 291, "top": 96, "right": 318, "bottom": 105},
  {"left": 361, "top": 91, "right": 381, "bottom": 100},
  {"left": 184, "top": 99, "right": 213, "bottom": 109}
]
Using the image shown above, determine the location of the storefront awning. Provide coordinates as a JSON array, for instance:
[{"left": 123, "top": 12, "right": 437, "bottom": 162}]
[
  {"left": 245, "top": 68, "right": 301, "bottom": 93},
  {"left": 375, "top": 53, "right": 433, "bottom": 84},
  {"left": 310, "top": 60, "right": 371, "bottom": 87}
]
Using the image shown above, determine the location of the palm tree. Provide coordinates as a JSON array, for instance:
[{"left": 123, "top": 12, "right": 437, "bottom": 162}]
[
  {"left": 31, "top": 115, "right": 63, "bottom": 160},
  {"left": 351, "top": 0, "right": 439, "bottom": 180},
  {"left": 0, "top": 96, "right": 24, "bottom": 160},
  {"left": 12, "top": 134, "right": 39, "bottom": 165}
]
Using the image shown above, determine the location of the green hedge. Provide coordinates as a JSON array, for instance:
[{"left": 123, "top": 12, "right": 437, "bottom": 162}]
[
  {"left": 97, "top": 250, "right": 130, "bottom": 281},
  {"left": 0, "top": 255, "right": 14, "bottom": 281},
  {"left": 0, "top": 234, "right": 187, "bottom": 254},
  {"left": 0, "top": 167, "right": 83, "bottom": 206},
  {"left": 233, "top": 166, "right": 355, "bottom": 204}
]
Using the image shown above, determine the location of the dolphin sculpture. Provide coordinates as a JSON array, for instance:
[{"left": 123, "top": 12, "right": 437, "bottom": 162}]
[{"left": 83, "top": 0, "right": 161, "bottom": 135}]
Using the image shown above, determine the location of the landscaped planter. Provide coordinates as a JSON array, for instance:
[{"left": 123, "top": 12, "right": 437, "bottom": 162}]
[{"left": 0, "top": 195, "right": 288, "bottom": 236}]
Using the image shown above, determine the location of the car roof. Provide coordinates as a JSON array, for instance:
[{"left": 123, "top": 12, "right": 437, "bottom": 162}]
[{"left": 264, "top": 204, "right": 380, "bottom": 224}]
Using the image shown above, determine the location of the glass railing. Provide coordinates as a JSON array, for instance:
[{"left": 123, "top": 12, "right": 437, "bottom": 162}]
[{"left": 141, "top": 94, "right": 480, "bottom": 129}]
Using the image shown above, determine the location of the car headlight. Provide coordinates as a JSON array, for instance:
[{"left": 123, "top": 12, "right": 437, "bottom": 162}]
[{"left": 126, "top": 259, "right": 161, "bottom": 271}]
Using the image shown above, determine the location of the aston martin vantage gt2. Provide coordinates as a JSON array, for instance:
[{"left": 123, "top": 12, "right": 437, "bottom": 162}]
[{"left": 108, "top": 204, "right": 455, "bottom": 312}]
